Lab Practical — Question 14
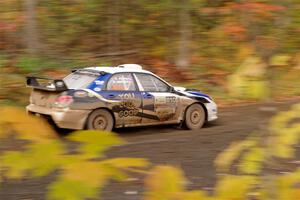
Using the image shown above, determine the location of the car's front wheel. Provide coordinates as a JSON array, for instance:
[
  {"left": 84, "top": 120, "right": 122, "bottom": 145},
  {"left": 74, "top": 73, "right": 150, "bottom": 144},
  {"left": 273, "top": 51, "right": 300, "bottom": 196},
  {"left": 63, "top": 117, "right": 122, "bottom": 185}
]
[
  {"left": 184, "top": 103, "right": 206, "bottom": 130},
  {"left": 86, "top": 109, "right": 114, "bottom": 132}
]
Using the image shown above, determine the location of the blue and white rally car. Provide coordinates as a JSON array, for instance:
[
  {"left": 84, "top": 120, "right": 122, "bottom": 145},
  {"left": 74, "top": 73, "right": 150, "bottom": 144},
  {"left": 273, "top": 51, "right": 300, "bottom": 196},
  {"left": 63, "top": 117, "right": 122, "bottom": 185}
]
[{"left": 26, "top": 64, "right": 217, "bottom": 131}]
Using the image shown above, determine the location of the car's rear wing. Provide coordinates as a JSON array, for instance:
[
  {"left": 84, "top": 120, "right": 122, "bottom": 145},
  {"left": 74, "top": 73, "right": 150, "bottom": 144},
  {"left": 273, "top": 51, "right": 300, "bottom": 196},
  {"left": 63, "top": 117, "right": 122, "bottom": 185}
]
[
  {"left": 71, "top": 68, "right": 107, "bottom": 75},
  {"left": 26, "top": 76, "right": 68, "bottom": 92}
]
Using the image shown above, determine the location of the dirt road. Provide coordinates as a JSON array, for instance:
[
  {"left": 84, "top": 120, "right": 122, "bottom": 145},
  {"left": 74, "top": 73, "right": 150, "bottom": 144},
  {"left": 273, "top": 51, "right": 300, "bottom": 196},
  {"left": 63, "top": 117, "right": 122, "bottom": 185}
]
[{"left": 1, "top": 100, "right": 299, "bottom": 200}]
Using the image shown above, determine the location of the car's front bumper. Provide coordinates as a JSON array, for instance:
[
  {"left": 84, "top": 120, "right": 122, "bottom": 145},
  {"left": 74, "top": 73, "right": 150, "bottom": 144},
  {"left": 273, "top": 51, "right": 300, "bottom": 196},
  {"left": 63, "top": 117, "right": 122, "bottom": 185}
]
[
  {"left": 26, "top": 104, "right": 91, "bottom": 130},
  {"left": 205, "top": 101, "right": 218, "bottom": 121}
]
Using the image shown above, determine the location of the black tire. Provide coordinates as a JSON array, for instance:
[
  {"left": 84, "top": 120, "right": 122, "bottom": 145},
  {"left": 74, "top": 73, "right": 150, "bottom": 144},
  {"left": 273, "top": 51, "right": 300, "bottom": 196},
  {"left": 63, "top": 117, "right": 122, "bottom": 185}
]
[
  {"left": 184, "top": 103, "right": 206, "bottom": 130},
  {"left": 87, "top": 109, "right": 114, "bottom": 132}
]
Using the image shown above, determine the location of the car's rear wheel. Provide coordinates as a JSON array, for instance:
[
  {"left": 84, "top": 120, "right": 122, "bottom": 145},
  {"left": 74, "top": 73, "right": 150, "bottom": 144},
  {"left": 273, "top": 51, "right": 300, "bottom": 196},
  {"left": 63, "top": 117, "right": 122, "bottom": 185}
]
[
  {"left": 184, "top": 103, "right": 206, "bottom": 130},
  {"left": 87, "top": 109, "right": 114, "bottom": 132}
]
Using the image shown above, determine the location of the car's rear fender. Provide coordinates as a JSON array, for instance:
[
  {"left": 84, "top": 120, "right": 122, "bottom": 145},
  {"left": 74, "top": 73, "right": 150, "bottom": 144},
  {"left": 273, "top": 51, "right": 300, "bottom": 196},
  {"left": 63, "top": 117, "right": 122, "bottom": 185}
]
[{"left": 29, "top": 89, "right": 62, "bottom": 108}]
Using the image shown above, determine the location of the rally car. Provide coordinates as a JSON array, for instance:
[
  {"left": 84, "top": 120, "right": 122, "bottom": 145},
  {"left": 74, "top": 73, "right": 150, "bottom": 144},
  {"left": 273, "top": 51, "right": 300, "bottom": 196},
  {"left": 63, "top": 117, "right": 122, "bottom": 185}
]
[{"left": 26, "top": 64, "right": 217, "bottom": 131}]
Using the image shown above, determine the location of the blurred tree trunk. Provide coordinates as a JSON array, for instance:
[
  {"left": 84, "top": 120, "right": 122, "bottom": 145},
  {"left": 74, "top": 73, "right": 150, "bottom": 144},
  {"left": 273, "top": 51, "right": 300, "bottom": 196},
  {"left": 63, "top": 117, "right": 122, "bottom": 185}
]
[
  {"left": 176, "top": 0, "right": 191, "bottom": 69},
  {"left": 23, "top": 0, "right": 40, "bottom": 55},
  {"left": 106, "top": 0, "right": 120, "bottom": 64}
]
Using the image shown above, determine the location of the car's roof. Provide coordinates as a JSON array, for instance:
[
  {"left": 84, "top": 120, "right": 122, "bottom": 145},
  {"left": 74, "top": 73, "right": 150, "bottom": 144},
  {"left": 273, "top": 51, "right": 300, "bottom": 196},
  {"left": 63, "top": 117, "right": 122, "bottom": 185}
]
[{"left": 84, "top": 64, "right": 153, "bottom": 75}]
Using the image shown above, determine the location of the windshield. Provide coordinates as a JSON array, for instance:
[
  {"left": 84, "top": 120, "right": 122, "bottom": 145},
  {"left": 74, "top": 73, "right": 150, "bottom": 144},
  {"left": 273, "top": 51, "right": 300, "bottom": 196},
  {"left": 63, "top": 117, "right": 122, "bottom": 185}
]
[{"left": 63, "top": 72, "right": 98, "bottom": 89}]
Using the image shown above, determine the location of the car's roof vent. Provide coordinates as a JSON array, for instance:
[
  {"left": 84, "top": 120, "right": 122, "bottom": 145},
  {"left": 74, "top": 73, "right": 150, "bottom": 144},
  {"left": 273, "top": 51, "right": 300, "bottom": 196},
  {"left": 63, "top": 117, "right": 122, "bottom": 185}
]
[{"left": 117, "top": 64, "right": 143, "bottom": 70}]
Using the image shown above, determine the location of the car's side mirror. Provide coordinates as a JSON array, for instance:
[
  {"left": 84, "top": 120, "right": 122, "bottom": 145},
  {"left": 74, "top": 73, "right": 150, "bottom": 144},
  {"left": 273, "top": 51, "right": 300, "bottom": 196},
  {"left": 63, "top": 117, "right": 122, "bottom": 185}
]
[{"left": 170, "top": 86, "right": 175, "bottom": 93}]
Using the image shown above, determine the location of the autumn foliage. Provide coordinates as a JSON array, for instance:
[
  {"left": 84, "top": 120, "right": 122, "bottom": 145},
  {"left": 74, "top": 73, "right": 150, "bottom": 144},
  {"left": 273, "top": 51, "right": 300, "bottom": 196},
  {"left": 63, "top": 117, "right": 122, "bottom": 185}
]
[
  {"left": 0, "top": 107, "right": 149, "bottom": 200},
  {"left": 1, "top": 103, "right": 300, "bottom": 199},
  {"left": 1, "top": 0, "right": 299, "bottom": 105}
]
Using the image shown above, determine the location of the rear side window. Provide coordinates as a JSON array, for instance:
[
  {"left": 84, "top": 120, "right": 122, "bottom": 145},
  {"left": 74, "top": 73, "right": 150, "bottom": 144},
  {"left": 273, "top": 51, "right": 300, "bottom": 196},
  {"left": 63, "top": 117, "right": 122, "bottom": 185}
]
[
  {"left": 63, "top": 72, "right": 98, "bottom": 89},
  {"left": 135, "top": 73, "right": 170, "bottom": 92},
  {"left": 106, "top": 73, "right": 136, "bottom": 91}
]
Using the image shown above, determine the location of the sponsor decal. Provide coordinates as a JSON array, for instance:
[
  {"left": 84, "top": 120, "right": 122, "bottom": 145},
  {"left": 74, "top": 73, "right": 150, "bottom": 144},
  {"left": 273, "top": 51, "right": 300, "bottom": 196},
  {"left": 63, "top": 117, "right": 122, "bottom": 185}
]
[
  {"left": 154, "top": 96, "right": 177, "bottom": 104},
  {"left": 112, "top": 92, "right": 143, "bottom": 118},
  {"left": 166, "top": 96, "right": 177, "bottom": 104},
  {"left": 155, "top": 96, "right": 166, "bottom": 104},
  {"left": 74, "top": 91, "right": 88, "bottom": 98},
  {"left": 82, "top": 89, "right": 120, "bottom": 103},
  {"left": 118, "top": 109, "right": 139, "bottom": 118},
  {"left": 113, "top": 101, "right": 139, "bottom": 118},
  {"left": 118, "top": 93, "right": 135, "bottom": 99},
  {"left": 95, "top": 80, "right": 105, "bottom": 85},
  {"left": 94, "top": 87, "right": 101, "bottom": 92}
]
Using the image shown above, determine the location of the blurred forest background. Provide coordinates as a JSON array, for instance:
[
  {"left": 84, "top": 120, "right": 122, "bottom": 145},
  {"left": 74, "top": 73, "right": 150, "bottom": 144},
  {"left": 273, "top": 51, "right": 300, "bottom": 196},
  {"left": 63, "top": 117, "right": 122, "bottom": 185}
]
[{"left": 1, "top": 0, "right": 300, "bottom": 105}]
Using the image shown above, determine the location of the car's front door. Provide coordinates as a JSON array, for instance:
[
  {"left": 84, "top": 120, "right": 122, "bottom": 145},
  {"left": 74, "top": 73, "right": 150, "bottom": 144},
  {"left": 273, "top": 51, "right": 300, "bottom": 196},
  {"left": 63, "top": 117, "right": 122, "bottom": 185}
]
[
  {"left": 134, "top": 73, "right": 179, "bottom": 124},
  {"left": 103, "top": 73, "right": 142, "bottom": 126}
]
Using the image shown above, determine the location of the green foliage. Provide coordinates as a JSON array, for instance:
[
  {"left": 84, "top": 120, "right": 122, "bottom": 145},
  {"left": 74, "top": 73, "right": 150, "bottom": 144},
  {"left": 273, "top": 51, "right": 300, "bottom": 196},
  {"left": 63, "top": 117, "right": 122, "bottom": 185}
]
[
  {"left": 0, "top": 54, "right": 8, "bottom": 68},
  {"left": 15, "top": 55, "right": 74, "bottom": 73},
  {"left": 0, "top": 107, "right": 149, "bottom": 200},
  {"left": 16, "top": 56, "right": 44, "bottom": 72}
]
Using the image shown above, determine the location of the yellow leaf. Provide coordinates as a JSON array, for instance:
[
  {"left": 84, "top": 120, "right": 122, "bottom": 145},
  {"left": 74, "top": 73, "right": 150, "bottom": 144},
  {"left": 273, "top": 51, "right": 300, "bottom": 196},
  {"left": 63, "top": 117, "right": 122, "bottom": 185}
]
[
  {"left": 101, "top": 157, "right": 149, "bottom": 169},
  {"left": 0, "top": 106, "right": 57, "bottom": 142},
  {"left": 1, "top": 151, "right": 31, "bottom": 179},
  {"left": 182, "top": 190, "right": 209, "bottom": 200},
  {"left": 61, "top": 161, "right": 107, "bottom": 187},
  {"left": 276, "top": 170, "right": 300, "bottom": 200},
  {"left": 67, "top": 130, "right": 123, "bottom": 159},
  {"left": 215, "top": 175, "right": 257, "bottom": 200},
  {"left": 239, "top": 147, "right": 265, "bottom": 174},
  {"left": 215, "top": 137, "right": 257, "bottom": 172},
  {"left": 270, "top": 110, "right": 298, "bottom": 132},
  {"left": 270, "top": 54, "right": 291, "bottom": 66},
  {"left": 144, "top": 165, "right": 186, "bottom": 200},
  {"left": 0, "top": 141, "right": 64, "bottom": 178},
  {"left": 47, "top": 179, "right": 98, "bottom": 200}
]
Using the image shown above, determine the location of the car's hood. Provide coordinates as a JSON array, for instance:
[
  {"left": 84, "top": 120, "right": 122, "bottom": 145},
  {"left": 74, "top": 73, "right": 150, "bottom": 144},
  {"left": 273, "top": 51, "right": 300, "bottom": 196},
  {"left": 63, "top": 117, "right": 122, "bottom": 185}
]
[{"left": 173, "top": 86, "right": 212, "bottom": 100}]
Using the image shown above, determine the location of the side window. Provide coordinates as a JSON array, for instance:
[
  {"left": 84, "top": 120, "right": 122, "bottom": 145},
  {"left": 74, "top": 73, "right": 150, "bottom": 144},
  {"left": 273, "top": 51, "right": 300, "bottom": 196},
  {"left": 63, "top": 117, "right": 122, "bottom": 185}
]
[
  {"left": 106, "top": 73, "right": 136, "bottom": 91},
  {"left": 135, "top": 73, "right": 170, "bottom": 92}
]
